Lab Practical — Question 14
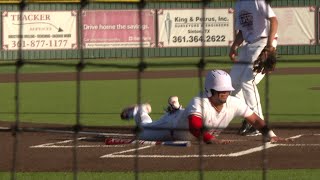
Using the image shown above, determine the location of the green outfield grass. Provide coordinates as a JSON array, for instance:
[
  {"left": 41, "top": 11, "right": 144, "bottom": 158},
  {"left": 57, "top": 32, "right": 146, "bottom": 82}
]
[
  {"left": 1, "top": 169, "right": 320, "bottom": 180},
  {"left": 0, "top": 74, "right": 319, "bottom": 125},
  {"left": 0, "top": 55, "right": 319, "bottom": 73}
]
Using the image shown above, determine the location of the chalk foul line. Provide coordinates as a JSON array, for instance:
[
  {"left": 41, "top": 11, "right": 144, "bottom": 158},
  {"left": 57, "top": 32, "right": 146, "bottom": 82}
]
[
  {"left": 29, "top": 134, "right": 320, "bottom": 158},
  {"left": 100, "top": 134, "right": 320, "bottom": 159},
  {"left": 30, "top": 136, "right": 126, "bottom": 148}
]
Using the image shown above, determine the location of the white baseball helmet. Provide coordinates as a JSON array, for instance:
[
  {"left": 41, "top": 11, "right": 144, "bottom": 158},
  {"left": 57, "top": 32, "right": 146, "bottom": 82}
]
[{"left": 205, "top": 70, "right": 235, "bottom": 97}]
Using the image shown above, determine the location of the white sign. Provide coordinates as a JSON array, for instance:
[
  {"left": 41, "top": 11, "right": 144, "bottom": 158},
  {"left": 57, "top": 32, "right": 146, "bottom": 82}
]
[
  {"left": 2, "top": 11, "right": 78, "bottom": 50},
  {"left": 158, "top": 8, "right": 234, "bottom": 47},
  {"left": 274, "top": 7, "right": 316, "bottom": 45}
]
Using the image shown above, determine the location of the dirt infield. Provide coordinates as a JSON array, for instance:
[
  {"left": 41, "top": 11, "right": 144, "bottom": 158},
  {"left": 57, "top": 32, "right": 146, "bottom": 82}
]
[
  {"left": 0, "top": 122, "right": 320, "bottom": 172},
  {"left": 0, "top": 67, "right": 319, "bottom": 172},
  {"left": 0, "top": 67, "right": 320, "bottom": 83}
]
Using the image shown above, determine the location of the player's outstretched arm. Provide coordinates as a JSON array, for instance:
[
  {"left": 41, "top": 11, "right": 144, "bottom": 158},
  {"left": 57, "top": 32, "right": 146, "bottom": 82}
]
[{"left": 245, "top": 113, "right": 293, "bottom": 143}]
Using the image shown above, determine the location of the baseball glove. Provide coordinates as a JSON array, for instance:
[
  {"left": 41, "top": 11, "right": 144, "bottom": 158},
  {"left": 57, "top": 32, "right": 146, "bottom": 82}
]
[{"left": 253, "top": 46, "right": 277, "bottom": 74}]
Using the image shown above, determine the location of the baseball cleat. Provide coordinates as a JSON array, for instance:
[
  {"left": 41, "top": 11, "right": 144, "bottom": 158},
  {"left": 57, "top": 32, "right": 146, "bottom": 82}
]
[
  {"left": 245, "top": 130, "right": 262, "bottom": 136},
  {"left": 120, "top": 105, "right": 136, "bottom": 120},
  {"left": 166, "top": 96, "right": 182, "bottom": 114},
  {"left": 120, "top": 103, "right": 152, "bottom": 120},
  {"left": 238, "top": 119, "right": 261, "bottom": 136}
]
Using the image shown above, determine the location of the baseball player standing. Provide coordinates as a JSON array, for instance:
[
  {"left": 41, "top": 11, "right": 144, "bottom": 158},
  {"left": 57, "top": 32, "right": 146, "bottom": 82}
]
[
  {"left": 229, "top": 0, "right": 278, "bottom": 136},
  {"left": 118, "top": 70, "right": 288, "bottom": 144}
]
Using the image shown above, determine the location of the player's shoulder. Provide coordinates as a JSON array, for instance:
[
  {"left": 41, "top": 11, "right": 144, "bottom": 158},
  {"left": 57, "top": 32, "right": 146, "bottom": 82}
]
[
  {"left": 191, "top": 95, "right": 210, "bottom": 105},
  {"left": 226, "top": 96, "right": 246, "bottom": 105},
  {"left": 256, "top": 0, "right": 270, "bottom": 8},
  {"left": 226, "top": 96, "right": 250, "bottom": 111}
]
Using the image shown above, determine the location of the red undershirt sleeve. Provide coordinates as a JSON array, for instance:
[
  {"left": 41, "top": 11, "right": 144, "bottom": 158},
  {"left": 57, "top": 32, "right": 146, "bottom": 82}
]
[{"left": 188, "top": 114, "right": 215, "bottom": 142}]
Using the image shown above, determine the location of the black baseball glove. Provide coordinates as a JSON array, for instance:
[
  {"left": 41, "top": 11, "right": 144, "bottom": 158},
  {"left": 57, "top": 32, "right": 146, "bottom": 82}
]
[{"left": 253, "top": 46, "right": 277, "bottom": 74}]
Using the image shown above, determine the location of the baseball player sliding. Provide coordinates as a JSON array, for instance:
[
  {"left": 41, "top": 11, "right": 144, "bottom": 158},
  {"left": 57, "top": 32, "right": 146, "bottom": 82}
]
[
  {"left": 116, "top": 70, "right": 290, "bottom": 145},
  {"left": 229, "top": 0, "right": 278, "bottom": 136}
]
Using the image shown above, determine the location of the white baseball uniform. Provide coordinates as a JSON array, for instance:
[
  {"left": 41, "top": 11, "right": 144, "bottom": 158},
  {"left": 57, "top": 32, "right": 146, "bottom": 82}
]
[
  {"left": 135, "top": 94, "right": 254, "bottom": 141},
  {"left": 230, "top": 0, "right": 278, "bottom": 119}
]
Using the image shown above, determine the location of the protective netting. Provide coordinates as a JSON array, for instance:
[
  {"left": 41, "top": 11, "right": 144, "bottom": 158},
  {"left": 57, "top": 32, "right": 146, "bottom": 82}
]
[{"left": 1, "top": 0, "right": 320, "bottom": 180}]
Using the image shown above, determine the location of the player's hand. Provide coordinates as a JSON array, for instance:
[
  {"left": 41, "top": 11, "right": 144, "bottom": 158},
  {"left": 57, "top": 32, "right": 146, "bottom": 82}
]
[
  {"left": 206, "top": 138, "right": 231, "bottom": 145},
  {"left": 269, "top": 136, "right": 294, "bottom": 143}
]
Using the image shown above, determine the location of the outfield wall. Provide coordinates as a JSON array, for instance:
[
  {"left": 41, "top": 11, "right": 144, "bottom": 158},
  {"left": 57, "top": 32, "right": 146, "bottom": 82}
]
[{"left": 0, "top": 0, "right": 320, "bottom": 60}]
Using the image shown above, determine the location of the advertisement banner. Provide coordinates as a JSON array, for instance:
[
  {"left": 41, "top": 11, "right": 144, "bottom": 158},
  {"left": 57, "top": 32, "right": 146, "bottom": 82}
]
[
  {"left": 158, "top": 8, "right": 234, "bottom": 47},
  {"left": 82, "top": 10, "right": 156, "bottom": 49},
  {"left": 2, "top": 11, "right": 78, "bottom": 50},
  {"left": 274, "top": 7, "right": 316, "bottom": 45}
]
